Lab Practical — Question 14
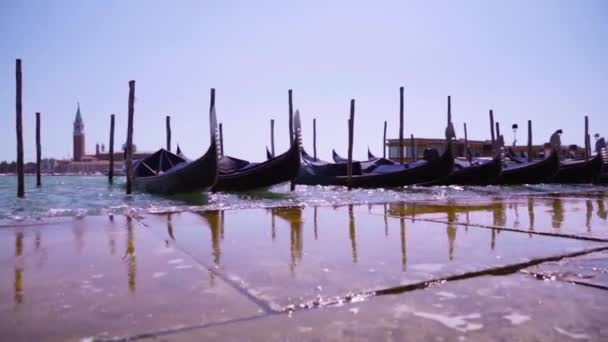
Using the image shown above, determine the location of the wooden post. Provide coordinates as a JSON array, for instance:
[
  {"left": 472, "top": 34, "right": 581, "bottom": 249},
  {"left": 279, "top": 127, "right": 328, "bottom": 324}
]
[
  {"left": 584, "top": 115, "right": 589, "bottom": 160},
  {"left": 166, "top": 115, "right": 171, "bottom": 152},
  {"left": 125, "top": 80, "right": 135, "bottom": 195},
  {"left": 219, "top": 123, "right": 224, "bottom": 157},
  {"left": 495, "top": 122, "right": 501, "bottom": 144},
  {"left": 288, "top": 89, "right": 293, "bottom": 141},
  {"left": 383, "top": 121, "right": 387, "bottom": 159},
  {"left": 447, "top": 95, "right": 452, "bottom": 125},
  {"left": 270, "top": 119, "right": 275, "bottom": 158},
  {"left": 36, "top": 112, "right": 41, "bottom": 187},
  {"left": 464, "top": 122, "right": 471, "bottom": 162},
  {"left": 410, "top": 134, "right": 416, "bottom": 161},
  {"left": 15, "top": 59, "right": 24, "bottom": 198},
  {"left": 489, "top": 109, "right": 495, "bottom": 147},
  {"left": 399, "top": 86, "right": 404, "bottom": 164},
  {"left": 527, "top": 120, "right": 532, "bottom": 162},
  {"left": 313, "top": 118, "right": 317, "bottom": 160},
  {"left": 347, "top": 99, "right": 355, "bottom": 190},
  {"left": 108, "top": 114, "right": 115, "bottom": 183}
]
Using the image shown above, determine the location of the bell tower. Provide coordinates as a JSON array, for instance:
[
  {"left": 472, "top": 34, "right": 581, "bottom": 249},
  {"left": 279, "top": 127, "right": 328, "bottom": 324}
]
[{"left": 73, "top": 102, "right": 85, "bottom": 161}]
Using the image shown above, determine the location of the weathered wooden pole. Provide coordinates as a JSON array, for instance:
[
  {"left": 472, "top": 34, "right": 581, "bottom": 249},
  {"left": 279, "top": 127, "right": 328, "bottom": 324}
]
[
  {"left": 166, "top": 115, "right": 171, "bottom": 152},
  {"left": 410, "top": 134, "right": 416, "bottom": 161},
  {"left": 584, "top": 115, "right": 589, "bottom": 160},
  {"left": 347, "top": 99, "right": 355, "bottom": 190},
  {"left": 489, "top": 109, "right": 495, "bottom": 147},
  {"left": 125, "top": 80, "right": 135, "bottom": 195},
  {"left": 313, "top": 118, "right": 317, "bottom": 160},
  {"left": 288, "top": 89, "right": 294, "bottom": 141},
  {"left": 527, "top": 120, "right": 533, "bottom": 162},
  {"left": 399, "top": 86, "right": 404, "bottom": 164},
  {"left": 383, "top": 120, "right": 387, "bottom": 158},
  {"left": 464, "top": 122, "right": 470, "bottom": 162},
  {"left": 270, "top": 119, "right": 275, "bottom": 157},
  {"left": 108, "top": 114, "right": 115, "bottom": 183},
  {"left": 219, "top": 123, "right": 224, "bottom": 157},
  {"left": 447, "top": 95, "right": 452, "bottom": 125},
  {"left": 15, "top": 59, "right": 24, "bottom": 198},
  {"left": 36, "top": 112, "right": 41, "bottom": 187},
  {"left": 495, "top": 122, "right": 501, "bottom": 147}
]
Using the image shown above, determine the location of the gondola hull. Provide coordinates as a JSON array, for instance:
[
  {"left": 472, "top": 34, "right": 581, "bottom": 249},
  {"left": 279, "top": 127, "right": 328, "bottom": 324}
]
[
  {"left": 549, "top": 153, "right": 603, "bottom": 184},
  {"left": 496, "top": 150, "right": 560, "bottom": 185},
  {"left": 133, "top": 143, "right": 218, "bottom": 195},
  {"left": 428, "top": 155, "right": 502, "bottom": 186},
  {"left": 296, "top": 148, "right": 454, "bottom": 188},
  {"left": 213, "top": 139, "right": 301, "bottom": 192}
]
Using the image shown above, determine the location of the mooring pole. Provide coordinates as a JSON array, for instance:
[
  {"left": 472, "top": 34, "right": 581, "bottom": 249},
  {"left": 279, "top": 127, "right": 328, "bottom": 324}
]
[
  {"left": 399, "top": 86, "right": 404, "bottom": 164},
  {"left": 36, "top": 112, "right": 41, "bottom": 187},
  {"left": 313, "top": 118, "right": 317, "bottom": 161},
  {"left": 270, "top": 119, "right": 275, "bottom": 157},
  {"left": 584, "top": 115, "right": 589, "bottom": 160},
  {"left": 108, "top": 114, "right": 115, "bottom": 183},
  {"left": 489, "top": 109, "right": 495, "bottom": 149},
  {"left": 347, "top": 99, "right": 355, "bottom": 190},
  {"left": 383, "top": 120, "right": 387, "bottom": 159},
  {"left": 495, "top": 122, "right": 501, "bottom": 146},
  {"left": 464, "top": 122, "right": 471, "bottom": 162},
  {"left": 447, "top": 95, "right": 452, "bottom": 125},
  {"left": 527, "top": 120, "right": 533, "bottom": 162},
  {"left": 125, "top": 80, "right": 135, "bottom": 195},
  {"left": 410, "top": 134, "right": 416, "bottom": 161},
  {"left": 16, "top": 59, "right": 24, "bottom": 198},
  {"left": 288, "top": 89, "right": 294, "bottom": 141},
  {"left": 166, "top": 115, "right": 171, "bottom": 152}
]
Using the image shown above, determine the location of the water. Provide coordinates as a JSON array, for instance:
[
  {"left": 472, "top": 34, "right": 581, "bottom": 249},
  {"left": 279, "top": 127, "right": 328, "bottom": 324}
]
[{"left": 0, "top": 175, "right": 606, "bottom": 222}]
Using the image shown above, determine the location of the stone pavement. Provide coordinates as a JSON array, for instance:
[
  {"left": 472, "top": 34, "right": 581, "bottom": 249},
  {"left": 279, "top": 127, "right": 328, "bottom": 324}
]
[{"left": 1, "top": 194, "right": 607, "bottom": 341}]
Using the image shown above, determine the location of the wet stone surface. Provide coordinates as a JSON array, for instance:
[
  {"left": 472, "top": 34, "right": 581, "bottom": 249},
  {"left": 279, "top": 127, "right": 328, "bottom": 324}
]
[
  {"left": 1, "top": 195, "right": 608, "bottom": 341},
  {"left": 0, "top": 215, "right": 262, "bottom": 342},
  {"left": 157, "top": 272, "right": 608, "bottom": 341},
  {"left": 141, "top": 206, "right": 602, "bottom": 310}
]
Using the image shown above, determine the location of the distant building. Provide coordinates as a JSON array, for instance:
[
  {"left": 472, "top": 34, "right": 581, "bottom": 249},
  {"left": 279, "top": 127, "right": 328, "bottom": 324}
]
[{"left": 73, "top": 103, "right": 85, "bottom": 161}]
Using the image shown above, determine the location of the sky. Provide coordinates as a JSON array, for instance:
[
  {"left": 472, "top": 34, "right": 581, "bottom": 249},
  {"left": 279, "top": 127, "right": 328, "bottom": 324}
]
[{"left": 1, "top": 0, "right": 607, "bottom": 162}]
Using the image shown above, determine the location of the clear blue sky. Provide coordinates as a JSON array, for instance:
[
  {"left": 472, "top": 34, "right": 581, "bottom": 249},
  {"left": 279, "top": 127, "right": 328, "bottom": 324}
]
[{"left": 1, "top": 0, "right": 607, "bottom": 162}]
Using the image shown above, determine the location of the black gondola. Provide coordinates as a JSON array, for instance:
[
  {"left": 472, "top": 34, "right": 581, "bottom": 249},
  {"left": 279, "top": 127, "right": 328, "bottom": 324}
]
[
  {"left": 296, "top": 146, "right": 454, "bottom": 188},
  {"left": 212, "top": 112, "right": 302, "bottom": 192},
  {"left": 428, "top": 154, "right": 503, "bottom": 186},
  {"left": 496, "top": 148, "right": 560, "bottom": 185},
  {"left": 132, "top": 108, "right": 219, "bottom": 194},
  {"left": 549, "top": 153, "right": 603, "bottom": 184}
]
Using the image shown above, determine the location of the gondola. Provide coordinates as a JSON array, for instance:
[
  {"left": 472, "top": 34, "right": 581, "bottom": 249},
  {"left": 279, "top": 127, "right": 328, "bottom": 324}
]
[
  {"left": 427, "top": 154, "right": 503, "bottom": 186},
  {"left": 331, "top": 149, "right": 397, "bottom": 172},
  {"left": 495, "top": 148, "right": 560, "bottom": 185},
  {"left": 549, "top": 153, "right": 603, "bottom": 184},
  {"left": 212, "top": 112, "right": 302, "bottom": 192},
  {"left": 296, "top": 145, "right": 454, "bottom": 188},
  {"left": 132, "top": 108, "right": 219, "bottom": 194}
]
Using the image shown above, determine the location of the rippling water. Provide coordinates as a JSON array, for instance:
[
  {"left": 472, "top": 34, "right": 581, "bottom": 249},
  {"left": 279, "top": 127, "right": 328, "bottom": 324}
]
[{"left": 0, "top": 175, "right": 606, "bottom": 222}]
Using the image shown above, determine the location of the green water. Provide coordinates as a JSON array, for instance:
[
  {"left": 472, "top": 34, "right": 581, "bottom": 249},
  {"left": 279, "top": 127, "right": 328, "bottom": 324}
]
[{"left": 0, "top": 175, "right": 605, "bottom": 222}]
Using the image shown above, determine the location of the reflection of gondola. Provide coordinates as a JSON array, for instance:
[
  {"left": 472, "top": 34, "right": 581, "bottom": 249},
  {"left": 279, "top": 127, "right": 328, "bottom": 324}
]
[
  {"left": 132, "top": 108, "right": 219, "bottom": 194},
  {"left": 550, "top": 153, "right": 603, "bottom": 184},
  {"left": 212, "top": 112, "right": 302, "bottom": 192},
  {"left": 497, "top": 149, "right": 560, "bottom": 185}
]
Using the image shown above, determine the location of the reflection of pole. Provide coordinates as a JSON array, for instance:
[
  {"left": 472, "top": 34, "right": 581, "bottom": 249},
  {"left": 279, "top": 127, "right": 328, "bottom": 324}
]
[
  {"left": 314, "top": 206, "right": 318, "bottom": 240},
  {"left": 14, "top": 232, "right": 24, "bottom": 304},
  {"left": 384, "top": 203, "right": 389, "bottom": 237},
  {"left": 348, "top": 205, "right": 357, "bottom": 263},
  {"left": 586, "top": 200, "right": 593, "bottom": 231},
  {"left": 527, "top": 198, "right": 535, "bottom": 235},
  {"left": 271, "top": 211, "right": 276, "bottom": 241},
  {"left": 125, "top": 217, "right": 136, "bottom": 293},
  {"left": 400, "top": 218, "right": 406, "bottom": 271},
  {"left": 490, "top": 228, "right": 496, "bottom": 250}
]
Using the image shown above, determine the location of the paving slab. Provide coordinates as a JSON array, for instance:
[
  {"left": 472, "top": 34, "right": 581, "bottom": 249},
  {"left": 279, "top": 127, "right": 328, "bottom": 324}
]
[
  {"left": 0, "top": 215, "right": 262, "bottom": 342},
  {"left": 141, "top": 206, "right": 603, "bottom": 310},
  {"left": 376, "top": 196, "right": 608, "bottom": 241},
  {"left": 155, "top": 272, "right": 608, "bottom": 342}
]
